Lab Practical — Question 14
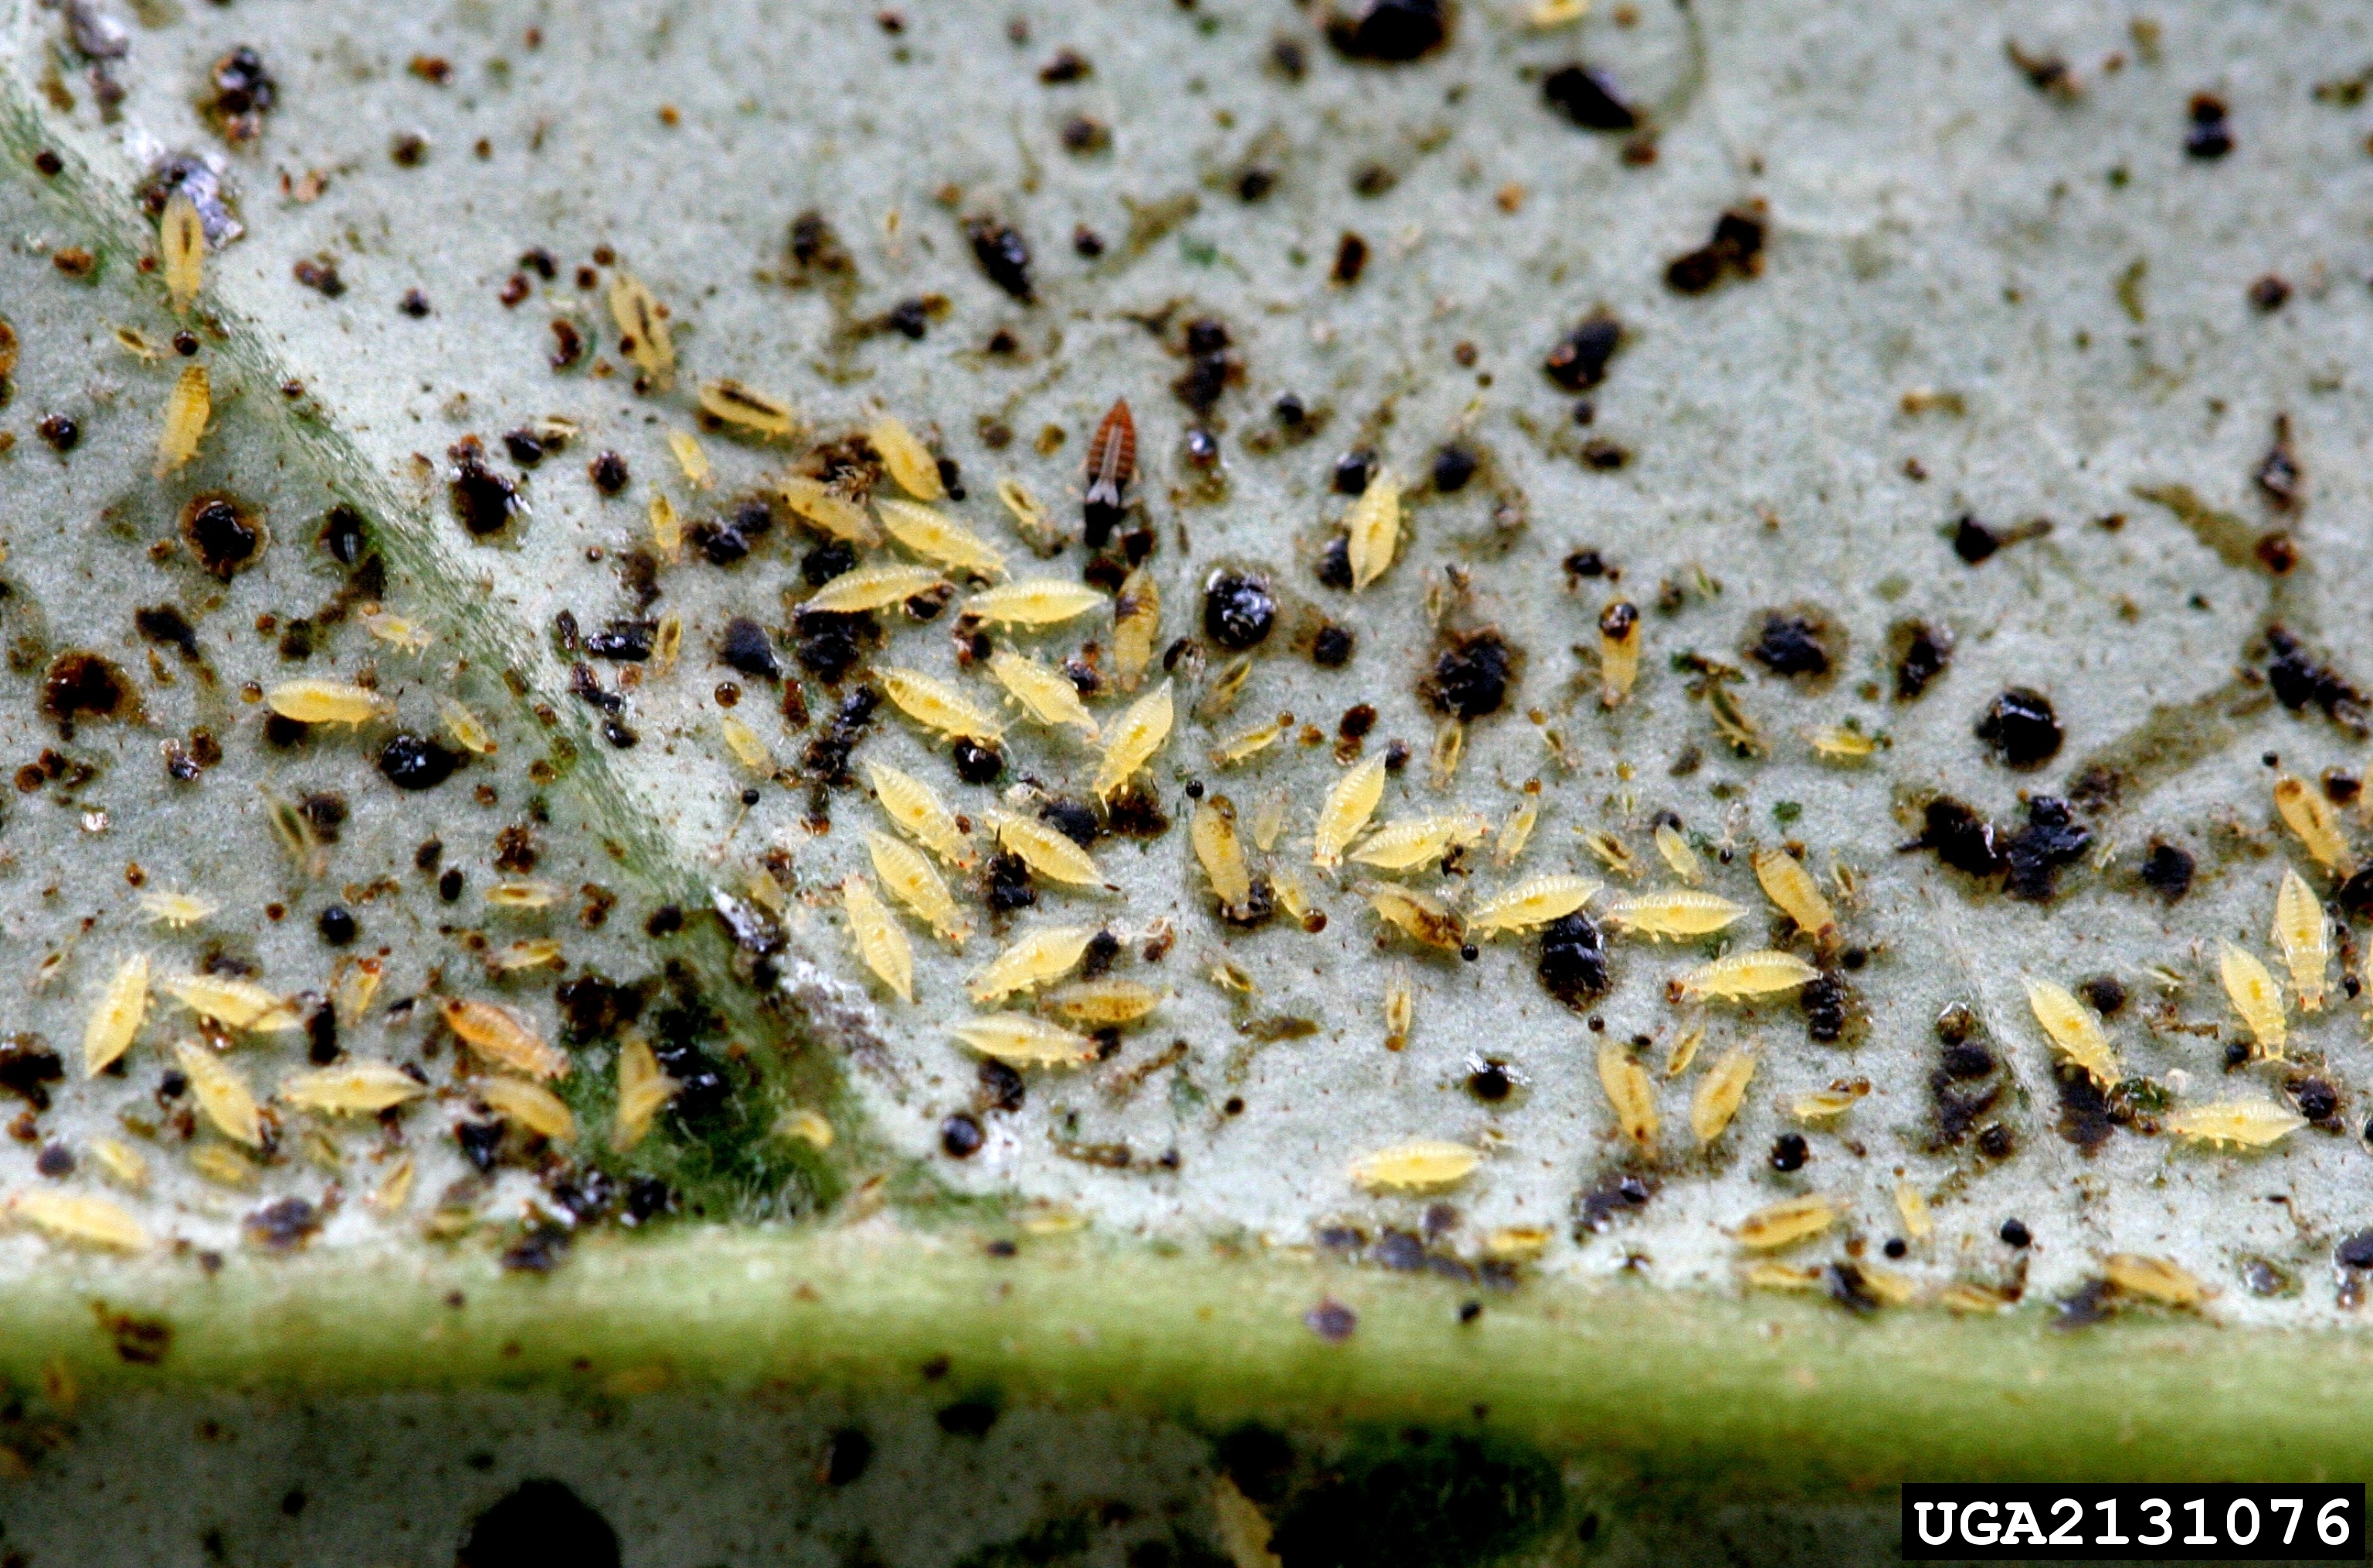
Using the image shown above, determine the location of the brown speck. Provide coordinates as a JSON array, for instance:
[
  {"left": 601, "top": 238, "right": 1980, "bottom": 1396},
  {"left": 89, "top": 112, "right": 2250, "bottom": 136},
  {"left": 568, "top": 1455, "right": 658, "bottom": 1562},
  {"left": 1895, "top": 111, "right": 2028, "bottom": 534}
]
[
  {"left": 2186, "top": 92, "right": 2232, "bottom": 159},
  {"left": 51, "top": 246, "right": 95, "bottom": 279},
  {"left": 1039, "top": 49, "right": 1091, "bottom": 83},
  {"left": 1976, "top": 687, "right": 2062, "bottom": 769},
  {"left": 657, "top": 104, "right": 681, "bottom": 127},
  {"left": 2256, "top": 414, "right": 2300, "bottom": 511},
  {"left": 179, "top": 494, "right": 266, "bottom": 579},
  {"left": 409, "top": 54, "right": 453, "bottom": 84},
  {"left": 447, "top": 438, "right": 525, "bottom": 536},
  {"left": 1304, "top": 1297, "right": 1357, "bottom": 1341},
  {"left": 1331, "top": 232, "right": 1369, "bottom": 286},
  {"left": 41, "top": 651, "right": 132, "bottom": 731},
  {"left": 1323, "top": 0, "right": 1449, "bottom": 63},
  {"left": 2248, "top": 273, "right": 2291, "bottom": 313},
  {"left": 1542, "top": 63, "right": 1638, "bottom": 131},
  {"left": 589, "top": 451, "right": 630, "bottom": 495},
  {"left": 1890, "top": 619, "right": 1952, "bottom": 701},
  {"left": 36, "top": 413, "right": 79, "bottom": 453},
  {"left": 1748, "top": 609, "right": 1834, "bottom": 680},
  {"left": 966, "top": 216, "right": 1034, "bottom": 303},
  {"left": 389, "top": 132, "right": 429, "bottom": 168},
  {"left": 1665, "top": 203, "right": 1767, "bottom": 294}
]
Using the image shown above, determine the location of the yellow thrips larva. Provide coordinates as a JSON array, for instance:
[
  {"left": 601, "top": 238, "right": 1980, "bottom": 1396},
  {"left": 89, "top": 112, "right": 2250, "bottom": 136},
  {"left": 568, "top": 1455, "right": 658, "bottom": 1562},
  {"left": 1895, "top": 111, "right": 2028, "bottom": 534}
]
[
  {"left": 667, "top": 429, "right": 712, "bottom": 488},
  {"left": 1344, "top": 471, "right": 1402, "bottom": 590},
  {"left": 138, "top": 891, "right": 215, "bottom": 927},
  {"left": 652, "top": 614, "right": 683, "bottom": 673},
  {"left": 1731, "top": 1194, "right": 1840, "bottom": 1251},
  {"left": 1493, "top": 782, "right": 1542, "bottom": 867},
  {"left": 1213, "top": 1477, "right": 1279, "bottom": 1568},
  {"left": 177, "top": 1040, "right": 263, "bottom": 1146},
  {"left": 1092, "top": 679, "right": 1174, "bottom": 801},
  {"left": 1653, "top": 823, "right": 1702, "bottom": 882},
  {"left": 1112, "top": 565, "right": 1160, "bottom": 691},
  {"left": 1597, "top": 1040, "right": 1658, "bottom": 1149},
  {"left": 1313, "top": 755, "right": 1389, "bottom": 870},
  {"left": 804, "top": 563, "right": 948, "bottom": 614},
  {"left": 1895, "top": 1181, "right": 1933, "bottom": 1240},
  {"left": 278, "top": 1059, "right": 427, "bottom": 1115},
  {"left": 485, "top": 881, "right": 562, "bottom": 908},
  {"left": 700, "top": 378, "right": 799, "bottom": 437},
  {"left": 1664, "top": 1023, "right": 1705, "bottom": 1077},
  {"left": 266, "top": 679, "right": 392, "bottom": 726},
  {"left": 953, "top": 1013, "right": 1098, "bottom": 1067},
  {"left": 2103, "top": 1254, "right": 2205, "bottom": 1308},
  {"left": 1429, "top": 719, "right": 1465, "bottom": 789},
  {"left": 2022, "top": 976, "right": 2120, "bottom": 1087},
  {"left": 965, "top": 579, "right": 1107, "bottom": 627},
  {"left": 440, "top": 998, "right": 569, "bottom": 1079},
  {"left": 89, "top": 1138, "right": 148, "bottom": 1190},
  {"left": 843, "top": 873, "right": 915, "bottom": 1003},
  {"left": 969, "top": 925, "right": 1095, "bottom": 1003},
  {"left": 1937, "top": 1282, "right": 2013, "bottom": 1315},
  {"left": 866, "top": 830, "right": 970, "bottom": 943},
  {"left": 1196, "top": 656, "right": 1255, "bottom": 726},
  {"left": 780, "top": 475, "right": 880, "bottom": 544},
  {"left": 478, "top": 1077, "right": 578, "bottom": 1141},
  {"left": 1602, "top": 890, "right": 1745, "bottom": 940},
  {"left": 744, "top": 867, "right": 788, "bottom": 920},
  {"left": 1349, "top": 1139, "right": 1479, "bottom": 1191},
  {"left": 1383, "top": 966, "right": 1415, "bottom": 1051},
  {"left": 1808, "top": 724, "right": 1883, "bottom": 760},
  {"left": 1466, "top": 874, "right": 1601, "bottom": 938},
  {"left": 1348, "top": 812, "right": 1490, "bottom": 873},
  {"left": 611, "top": 1033, "right": 678, "bottom": 1152},
  {"left": 113, "top": 324, "right": 163, "bottom": 361},
  {"left": 650, "top": 494, "right": 684, "bottom": 562},
  {"left": 1528, "top": 0, "right": 1588, "bottom": 29},
  {"left": 720, "top": 714, "right": 775, "bottom": 775},
  {"left": 1210, "top": 712, "right": 1294, "bottom": 769},
  {"left": 188, "top": 1145, "right": 256, "bottom": 1186},
  {"left": 779, "top": 1108, "right": 834, "bottom": 1148},
  {"left": 1192, "top": 796, "right": 1258, "bottom": 911},
  {"left": 990, "top": 810, "right": 1105, "bottom": 886},
  {"left": 162, "top": 192, "right": 204, "bottom": 313},
  {"left": 1675, "top": 949, "right": 1820, "bottom": 1001},
  {"left": 12, "top": 1190, "right": 149, "bottom": 1253},
  {"left": 2273, "top": 867, "right": 2329, "bottom": 1012},
  {"left": 1752, "top": 847, "right": 1836, "bottom": 937},
  {"left": 1743, "top": 1263, "right": 1825, "bottom": 1294},
  {"left": 996, "top": 476, "right": 1064, "bottom": 552},
  {"left": 2218, "top": 940, "right": 2286, "bottom": 1054},
  {"left": 2273, "top": 773, "right": 2350, "bottom": 871},
  {"left": 1274, "top": 870, "right": 1313, "bottom": 926},
  {"left": 2164, "top": 1098, "right": 2307, "bottom": 1149},
  {"left": 360, "top": 609, "right": 433, "bottom": 654},
  {"left": 1581, "top": 830, "right": 1638, "bottom": 878},
  {"left": 1484, "top": 1227, "right": 1550, "bottom": 1260},
  {"left": 1690, "top": 1045, "right": 1755, "bottom": 1143},
  {"left": 331, "top": 957, "right": 384, "bottom": 1029},
  {"left": 1253, "top": 789, "right": 1288, "bottom": 853},
  {"left": 867, "top": 761, "right": 976, "bottom": 867},
  {"left": 878, "top": 497, "right": 1007, "bottom": 578},
  {"left": 1788, "top": 1081, "right": 1869, "bottom": 1122},
  {"left": 82, "top": 953, "right": 149, "bottom": 1077},
  {"left": 488, "top": 937, "right": 565, "bottom": 972},
  {"left": 1598, "top": 602, "right": 1640, "bottom": 708},
  {"left": 1364, "top": 883, "right": 1465, "bottom": 950},
  {"left": 436, "top": 695, "right": 497, "bottom": 755},
  {"left": 1042, "top": 978, "right": 1163, "bottom": 1027},
  {"left": 1855, "top": 1266, "right": 1920, "bottom": 1308},
  {"left": 988, "top": 650, "right": 1100, "bottom": 738},
  {"left": 878, "top": 665, "right": 1004, "bottom": 742},
  {"left": 608, "top": 273, "right": 675, "bottom": 384},
  {"left": 156, "top": 363, "right": 210, "bottom": 475},
  {"left": 870, "top": 414, "right": 945, "bottom": 500},
  {"left": 160, "top": 972, "right": 301, "bottom": 1033}
]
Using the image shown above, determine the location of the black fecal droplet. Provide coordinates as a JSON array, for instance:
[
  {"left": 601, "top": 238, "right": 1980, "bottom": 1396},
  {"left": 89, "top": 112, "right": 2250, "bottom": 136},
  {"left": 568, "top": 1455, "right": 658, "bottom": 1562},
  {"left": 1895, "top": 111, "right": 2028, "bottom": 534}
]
[
  {"left": 978, "top": 1057, "right": 1026, "bottom": 1114},
  {"left": 0, "top": 1040, "right": 63, "bottom": 1112},
  {"left": 1892, "top": 619, "right": 1952, "bottom": 701},
  {"left": 306, "top": 1005, "right": 339, "bottom": 1065},
  {"left": 589, "top": 451, "right": 630, "bottom": 495},
  {"left": 378, "top": 732, "right": 460, "bottom": 791},
  {"left": 1977, "top": 687, "right": 2062, "bottom": 769},
  {"left": 2185, "top": 91, "right": 2232, "bottom": 159},
  {"left": 2263, "top": 626, "right": 2367, "bottom": 728},
  {"left": 1536, "top": 913, "right": 1607, "bottom": 1009},
  {"left": 1913, "top": 796, "right": 2002, "bottom": 878},
  {"left": 555, "top": 975, "right": 644, "bottom": 1040},
  {"left": 820, "top": 1430, "right": 874, "bottom": 1488},
  {"left": 1332, "top": 449, "right": 1375, "bottom": 494},
  {"left": 36, "top": 414, "right": 79, "bottom": 453},
  {"left": 1322, "top": 0, "right": 1451, "bottom": 63},
  {"left": 2140, "top": 840, "right": 2195, "bottom": 904},
  {"left": 449, "top": 441, "right": 524, "bottom": 536},
  {"left": 455, "top": 1118, "right": 504, "bottom": 1174},
  {"left": 317, "top": 905, "right": 356, "bottom": 945},
  {"left": 1039, "top": 798, "right": 1098, "bottom": 847},
  {"left": 501, "top": 428, "right": 545, "bottom": 466},
  {"left": 940, "top": 1113, "right": 985, "bottom": 1158},
  {"left": 2055, "top": 1064, "right": 2115, "bottom": 1154},
  {"left": 2292, "top": 1076, "right": 2341, "bottom": 1124},
  {"left": 1940, "top": 1037, "right": 1995, "bottom": 1079},
  {"left": 965, "top": 216, "right": 1034, "bottom": 303},
  {"left": 1312, "top": 625, "right": 1354, "bottom": 667},
  {"left": 1316, "top": 535, "right": 1354, "bottom": 590},
  {"left": 1768, "top": 1132, "right": 1808, "bottom": 1172},
  {"left": 986, "top": 852, "right": 1036, "bottom": 911},
  {"left": 439, "top": 867, "right": 466, "bottom": 901},
  {"left": 2078, "top": 975, "right": 2127, "bottom": 1016},
  {"left": 1749, "top": 611, "right": 1831, "bottom": 678},
  {"left": 40, "top": 651, "right": 131, "bottom": 731},
  {"left": 1824, "top": 1262, "right": 1881, "bottom": 1315},
  {"left": 1422, "top": 629, "right": 1514, "bottom": 721},
  {"left": 583, "top": 620, "right": 654, "bottom": 661},
  {"left": 1951, "top": 514, "right": 2001, "bottom": 564},
  {"left": 2001, "top": 796, "right": 2090, "bottom": 902},
  {"left": 134, "top": 605, "right": 201, "bottom": 661},
  {"left": 1430, "top": 444, "right": 1478, "bottom": 493},
  {"left": 952, "top": 738, "right": 1004, "bottom": 784},
  {"left": 1801, "top": 972, "right": 1849, "bottom": 1044},
  {"left": 457, "top": 1479, "right": 621, "bottom": 1568},
  {"left": 1203, "top": 572, "right": 1278, "bottom": 650},
  {"left": 803, "top": 541, "right": 857, "bottom": 587},
  {"left": 1466, "top": 1060, "right": 1514, "bottom": 1102},
  {"left": 318, "top": 505, "right": 367, "bottom": 565},
  {"left": 793, "top": 609, "right": 876, "bottom": 684},
  {"left": 181, "top": 494, "right": 266, "bottom": 579},
  {"left": 718, "top": 616, "right": 782, "bottom": 680},
  {"left": 1541, "top": 64, "right": 1638, "bottom": 132},
  {"left": 1665, "top": 205, "right": 1768, "bottom": 294},
  {"left": 691, "top": 520, "right": 750, "bottom": 566},
  {"left": 1542, "top": 311, "right": 1622, "bottom": 391}
]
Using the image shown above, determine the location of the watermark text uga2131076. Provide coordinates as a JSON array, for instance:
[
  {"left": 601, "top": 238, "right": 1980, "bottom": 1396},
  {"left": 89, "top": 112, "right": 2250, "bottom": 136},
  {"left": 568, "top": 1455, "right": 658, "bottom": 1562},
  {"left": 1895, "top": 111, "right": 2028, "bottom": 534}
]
[{"left": 1903, "top": 1483, "right": 2364, "bottom": 1561}]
